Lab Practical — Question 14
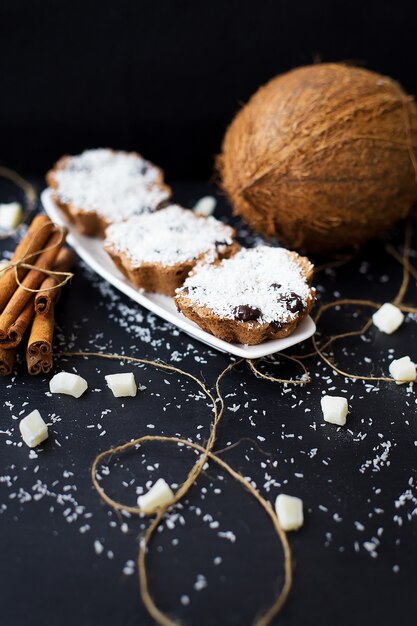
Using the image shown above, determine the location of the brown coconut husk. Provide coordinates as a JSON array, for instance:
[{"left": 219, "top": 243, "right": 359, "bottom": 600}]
[{"left": 218, "top": 63, "right": 417, "bottom": 253}]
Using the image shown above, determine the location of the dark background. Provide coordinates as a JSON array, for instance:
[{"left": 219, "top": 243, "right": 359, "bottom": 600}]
[
  {"left": 1, "top": 0, "right": 417, "bottom": 179},
  {"left": 1, "top": 4, "right": 417, "bottom": 626}
]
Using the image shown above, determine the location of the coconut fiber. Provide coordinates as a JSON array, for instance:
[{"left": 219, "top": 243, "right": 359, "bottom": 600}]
[{"left": 218, "top": 63, "right": 417, "bottom": 253}]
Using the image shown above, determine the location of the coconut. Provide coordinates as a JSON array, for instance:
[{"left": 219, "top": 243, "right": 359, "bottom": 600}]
[{"left": 218, "top": 63, "right": 417, "bottom": 253}]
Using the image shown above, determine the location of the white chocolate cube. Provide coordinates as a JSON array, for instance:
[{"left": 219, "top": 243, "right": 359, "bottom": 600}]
[
  {"left": 49, "top": 372, "right": 88, "bottom": 398},
  {"left": 372, "top": 303, "right": 404, "bottom": 334},
  {"left": 137, "top": 478, "right": 174, "bottom": 514},
  {"left": 389, "top": 356, "right": 416, "bottom": 385},
  {"left": 275, "top": 494, "right": 304, "bottom": 531},
  {"left": 105, "top": 372, "right": 137, "bottom": 397},
  {"left": 0, "top": 202, "right": 22, "bottom": 230},
  {"left": 321, "top": 395, "right": 348, "bottom": 426},
  {"left": 193, "top": 195, "right": 216, "bottom": 217},
  {"left": 19, "top": 409, "right": 48, "bottom": 448}
]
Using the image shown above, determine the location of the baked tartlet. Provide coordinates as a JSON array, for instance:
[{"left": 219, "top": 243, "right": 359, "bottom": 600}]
[
  {"left": 175, "top": 246, "right": 316, "bottom": 345},
  {"left": 47, "top": 148, "right": 171, "bottom": 237},
  {"left": 104, "top": 204, "right": 237, "bottom": 296}
]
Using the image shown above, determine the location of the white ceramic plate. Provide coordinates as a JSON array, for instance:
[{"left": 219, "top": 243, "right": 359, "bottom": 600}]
[{"left": 41, "top": 189, "right": 316, "bottom": 358}]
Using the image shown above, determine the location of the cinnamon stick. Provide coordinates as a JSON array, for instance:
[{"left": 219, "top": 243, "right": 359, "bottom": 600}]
[
  {"left": 0, "top": 297, "right": 35, "bottom": 349},
  {"left": 0, "top": 228, "right": 66, "bottom": 340},
  {"left": 0, "top": 245, "right": 71, "bottom": 348},
  {"left": 34, "top": 247, "right": 75, "bottom": 315},
  {"left": 0, "top": 215, "right": 53, "bottom": 312},
  {"left": 27, "top": 352, "right": 53, "bottom": 375},
  {"left": 0, "top": 346, "right": 17, "bottom": 376},
  {"left": 26, "top": 303, "right": 54, "bottom": 375}
]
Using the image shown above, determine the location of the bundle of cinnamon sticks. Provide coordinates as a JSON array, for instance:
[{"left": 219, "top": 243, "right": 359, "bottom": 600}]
[{"left": 0, "top": 214, "right": 74, "bottom": 375}]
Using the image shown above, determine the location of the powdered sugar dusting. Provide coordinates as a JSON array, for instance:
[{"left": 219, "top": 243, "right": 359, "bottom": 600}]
[
  {"left": 54, "top": 149, "right": 170, "bottom": 220},
  {"left": 178, "top": 246, "right": 314, "bottom": 324},
  {"left": 105, "top": 205, "right": 235, "bottom": 267}
]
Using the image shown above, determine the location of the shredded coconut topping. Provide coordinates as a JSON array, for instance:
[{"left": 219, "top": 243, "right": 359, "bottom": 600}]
[
  {"left": 105, "top": 205, "right": 235, "bottom": 266},
  {"left": 53, "top": 149, "right": 170, "bottom": 220},
  {"left": 178, "top": 246, "right": 314, "bottom": 324}
]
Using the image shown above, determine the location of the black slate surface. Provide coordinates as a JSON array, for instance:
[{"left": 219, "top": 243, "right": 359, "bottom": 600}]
[{"left": 0, "top": 180, "right": 416, "bottom": 626}]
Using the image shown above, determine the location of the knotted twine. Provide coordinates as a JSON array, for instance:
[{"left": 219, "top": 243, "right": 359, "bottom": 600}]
[
  {"left": 0, "top": 168, "right": 73, "bottom": 294},
  {"left": 0, "top": 221, "right": 74, "bottom": 294},
  {"left": 57, "top": 351, "right": 309, "bottom": 626}
]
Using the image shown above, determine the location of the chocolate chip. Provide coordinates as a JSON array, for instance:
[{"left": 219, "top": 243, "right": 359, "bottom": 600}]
[
  {"left": 270, "top": 321, "right": 282, "bottom": 332},
  {"left": 233, "top": 305, "right": 262, "bottom": 321},
  {"left": 270, "top": 282, "right": 282, "bottom": 290},
  {"left": 287, "top": 292, "right": 303, "bottom": 313}
]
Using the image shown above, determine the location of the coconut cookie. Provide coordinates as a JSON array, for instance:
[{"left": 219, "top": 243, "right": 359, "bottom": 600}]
[
  {"left": 175, "top": 246, "right": 316, "bottom": 345},
  {"left": 47, "top": 148, "right": 171, "bottom": 237},
  {"left": 104, "top": 204, "right": 237, "bottom": 296}
]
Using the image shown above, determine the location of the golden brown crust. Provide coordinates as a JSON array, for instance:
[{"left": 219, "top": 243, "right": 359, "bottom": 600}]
[
  {"left": 46, "top": 150, "right": 171, "bottom": 239},
  {"left": 284, "top": 251, "right": 314, "bottom": 285},
  {"left": 50, "top": 192, "right": 110, "bottom": 237},
  {"left": 175, "top": 290, "right": 315, "bottom": 344},
  {"left": 106, "top": 242, "right": 240, "bottom": 297}
]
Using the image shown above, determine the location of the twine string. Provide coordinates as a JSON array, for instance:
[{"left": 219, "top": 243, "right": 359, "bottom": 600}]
[
  {"left": 385, "top": 243, "right": 417, "bottom": 281},
  {"left": 94, "top": 436, "right": 292, "bottom": 626},
  {"left": 294, "top": 219, "right": 417, "bottom": 381},
  {"left": 247, "top": 352, "right": 311, "bottom": 385},
  {"left": 59, "top": 350, "right": 294, "bottom": 626},
  {"left": 0, "top": 222, "right": 74, "bottom": 293}
]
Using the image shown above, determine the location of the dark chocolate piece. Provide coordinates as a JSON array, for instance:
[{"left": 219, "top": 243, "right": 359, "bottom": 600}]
[
  {"left": 287, "top": 292, "right": 303, "bottom": 313},
  {"left": 270, "top": 320, "right": 283, "bottom": 332},
  {"left": 233, "top": 305, "right": 262, "bottom": 322}
]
